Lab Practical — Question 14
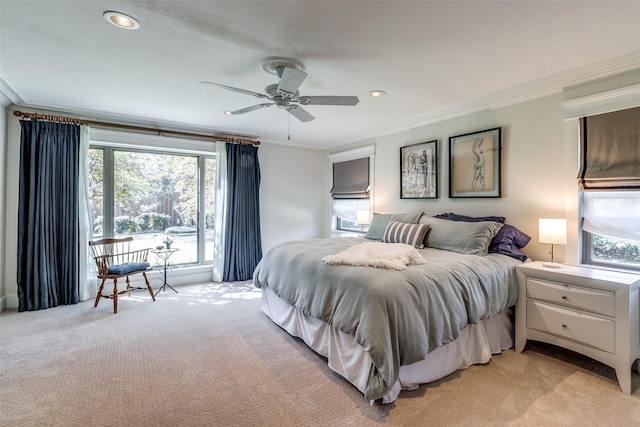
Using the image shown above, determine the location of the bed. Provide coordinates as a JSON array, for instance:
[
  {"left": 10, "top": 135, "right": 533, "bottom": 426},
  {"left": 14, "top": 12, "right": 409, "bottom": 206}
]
[{"left": 253, "top": 213, "right": 529, "bottom": 403}]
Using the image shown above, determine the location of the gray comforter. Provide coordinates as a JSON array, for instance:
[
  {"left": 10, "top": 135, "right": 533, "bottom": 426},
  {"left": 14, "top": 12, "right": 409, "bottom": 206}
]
[{"left": 253, "top": 237, "right": 521, "bottom": 401}]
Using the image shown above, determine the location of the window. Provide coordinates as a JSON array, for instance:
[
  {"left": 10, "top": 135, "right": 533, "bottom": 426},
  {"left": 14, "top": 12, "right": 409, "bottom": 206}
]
[
  {"left": 88, "top": 146, "right": 216, "bottom": 266},
  {"left": 578, "top": 106, "right": 640, "bottom": 272},
  {"left": 328, "top": 146, "right": 375, "bottom": 234}
]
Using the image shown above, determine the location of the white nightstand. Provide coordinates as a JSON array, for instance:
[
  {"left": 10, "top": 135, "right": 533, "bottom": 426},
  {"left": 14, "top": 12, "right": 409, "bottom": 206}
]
[{"left": 515, "top": 261, "right": 640, "bottom": 394}]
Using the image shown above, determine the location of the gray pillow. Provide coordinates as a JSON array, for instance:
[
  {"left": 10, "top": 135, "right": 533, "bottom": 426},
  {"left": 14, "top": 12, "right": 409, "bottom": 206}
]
[
  {"left": 364, "top": 212, "right": 423, "bottom": 240},
  {"left": 419, "top": 216, "right": 503, "bottom": 255}
]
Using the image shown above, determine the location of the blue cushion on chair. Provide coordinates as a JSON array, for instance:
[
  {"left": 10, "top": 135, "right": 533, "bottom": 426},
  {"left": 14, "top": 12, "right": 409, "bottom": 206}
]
[{"left": 107, "top": 262, "right": 150, "bottom": 275}]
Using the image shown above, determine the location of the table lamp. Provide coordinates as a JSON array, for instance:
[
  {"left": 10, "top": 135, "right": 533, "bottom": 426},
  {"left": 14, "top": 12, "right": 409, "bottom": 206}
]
[
  {"left": 356, "top": 210, "right": 370, "bottom": 236},
  {"left": 539, "top": 218, "right": 567, "bottom": 268}
]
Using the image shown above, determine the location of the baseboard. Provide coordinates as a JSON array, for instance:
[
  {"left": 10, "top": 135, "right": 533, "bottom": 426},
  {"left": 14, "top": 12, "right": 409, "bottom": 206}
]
[
  {"left": 0, "top": 266, "right": 214, "bottom": 312},
  {"left": 1, "top": 294, "right": 18, "bottom": 312},
  {"left": 140, "top": 265, "right": 213, "bottom": 289}
]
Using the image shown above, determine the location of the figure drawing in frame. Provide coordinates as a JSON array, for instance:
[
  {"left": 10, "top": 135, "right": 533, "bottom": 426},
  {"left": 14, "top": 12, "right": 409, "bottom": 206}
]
[
  {"left": 401, "top": 140, "right": 437, "bottom": 199},
  {"left": 472, "top": 137, "right": 486, "bottom": 191},
  {"left": 449, "top": 127, "right": 501, "bottom": 198}
]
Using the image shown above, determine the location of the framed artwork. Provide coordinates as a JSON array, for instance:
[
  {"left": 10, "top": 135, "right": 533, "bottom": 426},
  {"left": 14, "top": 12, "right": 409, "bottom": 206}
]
[
  {"left": 449, "top": 127, "right": 501, "bottom": 198},
  {"left": 400, "top": 140, "right": 438, "bottom": 199}
]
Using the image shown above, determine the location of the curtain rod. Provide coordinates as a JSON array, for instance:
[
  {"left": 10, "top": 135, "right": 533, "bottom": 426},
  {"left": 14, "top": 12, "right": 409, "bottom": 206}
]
[{"left": 13, "top": 110, "right": 260, "bottom": 146}]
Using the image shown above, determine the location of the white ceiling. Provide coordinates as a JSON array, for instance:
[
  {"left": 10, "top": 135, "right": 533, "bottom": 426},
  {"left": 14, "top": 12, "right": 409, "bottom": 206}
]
[{"left": 2, "top": 1, "right": 640, "bottom": 149}]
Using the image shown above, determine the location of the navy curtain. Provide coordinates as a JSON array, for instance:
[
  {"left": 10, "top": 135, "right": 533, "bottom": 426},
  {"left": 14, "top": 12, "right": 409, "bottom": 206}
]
[
  {"left": 223, "top": 143, "right": 263, "bottom": 281},
  {"left": 18, "top": 120, "right": 80, "bottom": 311}
]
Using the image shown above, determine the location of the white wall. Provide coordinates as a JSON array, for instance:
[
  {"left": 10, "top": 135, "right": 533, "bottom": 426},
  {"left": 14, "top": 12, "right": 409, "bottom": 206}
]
[
  {"left": 327, "top": 93, "right": 573, "bottom": 263},
  {"left": 258, "top": 142, "right": 325, "bottom": 253}
]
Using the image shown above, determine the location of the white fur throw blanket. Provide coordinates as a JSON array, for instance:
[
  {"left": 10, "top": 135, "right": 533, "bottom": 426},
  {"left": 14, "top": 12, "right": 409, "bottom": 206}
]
[{"left": 322, "top": 241, "right": 427, "bottom": 270}]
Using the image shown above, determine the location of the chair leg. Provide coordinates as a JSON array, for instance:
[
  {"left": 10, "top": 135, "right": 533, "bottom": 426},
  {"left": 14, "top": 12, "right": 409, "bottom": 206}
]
[
  {"left": 144, "top": 272, "right": 156, "bottom": 301},
  {"left": 94, "top": 279, "right": 106, "bottom": 308},
  {"left": 126, "top": 276, "right": 131, "bottom": 297},
  {"left": 113, "top": 278, "right": 118, "bottom": 314}
]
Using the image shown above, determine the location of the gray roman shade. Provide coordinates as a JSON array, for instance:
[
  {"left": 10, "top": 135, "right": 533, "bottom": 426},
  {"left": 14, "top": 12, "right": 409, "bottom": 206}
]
[
  {"left": 331, "top": 157, "right": 370, "bottom": 199},
  {"left": 578, "top": 106, "right": 640, "bottom": 191}
]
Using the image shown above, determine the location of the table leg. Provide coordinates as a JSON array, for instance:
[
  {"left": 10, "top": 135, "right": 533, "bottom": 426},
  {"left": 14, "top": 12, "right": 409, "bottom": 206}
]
[{"left": 155, "top": 256, "right": 178, "bottom": 295}]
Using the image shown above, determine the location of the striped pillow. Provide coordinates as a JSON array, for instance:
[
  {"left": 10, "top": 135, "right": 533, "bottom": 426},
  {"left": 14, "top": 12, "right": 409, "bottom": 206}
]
[{"left": 382, "top": 221, "right": 430, "bottom": 248}]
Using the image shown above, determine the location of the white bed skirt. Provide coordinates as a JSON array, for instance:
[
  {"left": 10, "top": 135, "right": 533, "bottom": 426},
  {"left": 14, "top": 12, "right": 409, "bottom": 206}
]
[{"left": 261, "top": 286, "right": 514, "bottom": 404}]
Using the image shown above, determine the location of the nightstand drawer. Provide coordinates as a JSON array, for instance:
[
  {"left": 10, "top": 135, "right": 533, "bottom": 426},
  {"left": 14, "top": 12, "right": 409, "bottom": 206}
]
[
  {"left": 527, "top": 278, "right": 614, "bottom": 317},
  {"left": 526, "top": 300, "right": 615, "bottom": 353}
]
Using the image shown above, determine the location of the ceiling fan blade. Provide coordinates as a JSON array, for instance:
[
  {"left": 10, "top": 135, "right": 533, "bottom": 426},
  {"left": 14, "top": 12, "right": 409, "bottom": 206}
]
[
  {"left": 199, "top": 81, "right": 268, "bottom": 99},
  {"left": 296, "top": 96, "right": 360, "bottom": 106},
  {"left": 225, "top": 103, "right": 274, "bottom": 115},
  {"left": 287, "top": 105, "right": 315, "bottom": 122},
  {"left": 277, "top": 67, "right": 307, "bottom": 96}
]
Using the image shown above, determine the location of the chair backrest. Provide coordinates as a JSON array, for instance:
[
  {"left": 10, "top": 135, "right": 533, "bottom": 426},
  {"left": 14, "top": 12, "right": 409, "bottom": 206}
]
[{"left": 89, "top": 237, "right": 150, "bottom": 276}]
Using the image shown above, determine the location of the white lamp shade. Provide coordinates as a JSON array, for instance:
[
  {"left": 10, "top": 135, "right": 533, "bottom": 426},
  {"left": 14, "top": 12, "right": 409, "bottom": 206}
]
[
  {"left": 539, "top": 218, "right": 567, "bottom": 245},
  {"left": 356, "top": 210, "right": 370, "bottom": 225}
]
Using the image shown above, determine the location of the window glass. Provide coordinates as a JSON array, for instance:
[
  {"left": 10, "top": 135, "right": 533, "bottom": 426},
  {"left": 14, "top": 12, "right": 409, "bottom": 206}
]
[
  {"left": 333, "top": 199, "right": 370, "bottom": 233},
  {"left": 586, "top": 234, "right": 640, "bottom": 270},
  {"left": 88, "top": 148, "right": 104, "bottom": 236},
  {"left": 582, "top": 191, "right": 640, "bottom": 271},
  {"left": 337, "top": 217, "right": 370, "bottom": 233},
  {"left": 88, "top": 147, "right": 215, "bottom": 266}
]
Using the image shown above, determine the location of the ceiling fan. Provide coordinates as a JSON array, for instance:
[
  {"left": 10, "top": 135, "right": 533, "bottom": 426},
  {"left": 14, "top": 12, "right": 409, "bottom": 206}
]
[{"left": 200, "top": 57, "right": 359, "bottom": 123}]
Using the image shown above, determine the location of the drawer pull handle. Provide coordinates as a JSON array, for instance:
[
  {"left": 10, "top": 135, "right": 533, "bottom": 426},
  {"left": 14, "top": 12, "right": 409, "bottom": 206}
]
[
  {"left": 561, "top": 295, "right": 568, "bottom": 300},
  {"left": 562, "top": 323, "right": 567, "bottom": 328}
]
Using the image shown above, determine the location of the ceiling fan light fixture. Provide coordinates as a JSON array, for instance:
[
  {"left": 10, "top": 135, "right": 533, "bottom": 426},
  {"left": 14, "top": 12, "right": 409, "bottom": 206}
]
[
  {"left": 368, "top": 90, "right": 386, "bottom": 97},
  {"left": 103, "top": 11, "right": 140, "bottom": 30}
]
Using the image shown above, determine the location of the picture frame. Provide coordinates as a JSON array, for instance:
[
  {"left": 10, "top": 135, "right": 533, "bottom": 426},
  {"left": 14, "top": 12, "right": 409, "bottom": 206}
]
[
  {"left": 400, "top": 140, "right": 438, "bottom": 199},
  {"left": 449, "top": 127, "right": 501, "bottom": 198}
]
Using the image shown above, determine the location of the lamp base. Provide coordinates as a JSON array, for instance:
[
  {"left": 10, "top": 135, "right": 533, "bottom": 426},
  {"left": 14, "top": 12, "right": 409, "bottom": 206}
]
[{"left": 542, "top": 262, "right": 563, "bottom": 269}]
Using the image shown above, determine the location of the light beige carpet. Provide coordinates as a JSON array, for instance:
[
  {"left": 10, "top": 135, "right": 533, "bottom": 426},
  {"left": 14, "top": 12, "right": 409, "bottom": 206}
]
[{"left": 1, "top": 282, "right": 639, "bottom": 427}]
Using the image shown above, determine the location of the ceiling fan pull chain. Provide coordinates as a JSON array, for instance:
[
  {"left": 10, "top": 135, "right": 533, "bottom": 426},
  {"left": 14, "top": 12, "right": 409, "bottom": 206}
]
[{"left": 288, "top": 109, "right": 291, "bottom": 141}]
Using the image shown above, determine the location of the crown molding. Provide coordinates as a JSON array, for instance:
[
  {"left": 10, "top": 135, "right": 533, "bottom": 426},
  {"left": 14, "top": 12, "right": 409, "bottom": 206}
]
[
  {"left": 326, "top": 50, "right": 640, "bottom": 149},
  {"left": 0, "top": 72, "right": 25, "bottom": 106}
]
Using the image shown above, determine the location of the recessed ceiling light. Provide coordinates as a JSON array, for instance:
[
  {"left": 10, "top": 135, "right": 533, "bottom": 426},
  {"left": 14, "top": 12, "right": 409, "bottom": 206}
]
[
  {"left": 104, "top": 11, "right": 140, "bottom": 30},
  {"left": 368, "top": 90, "right": 386, "bottom": 97}
]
